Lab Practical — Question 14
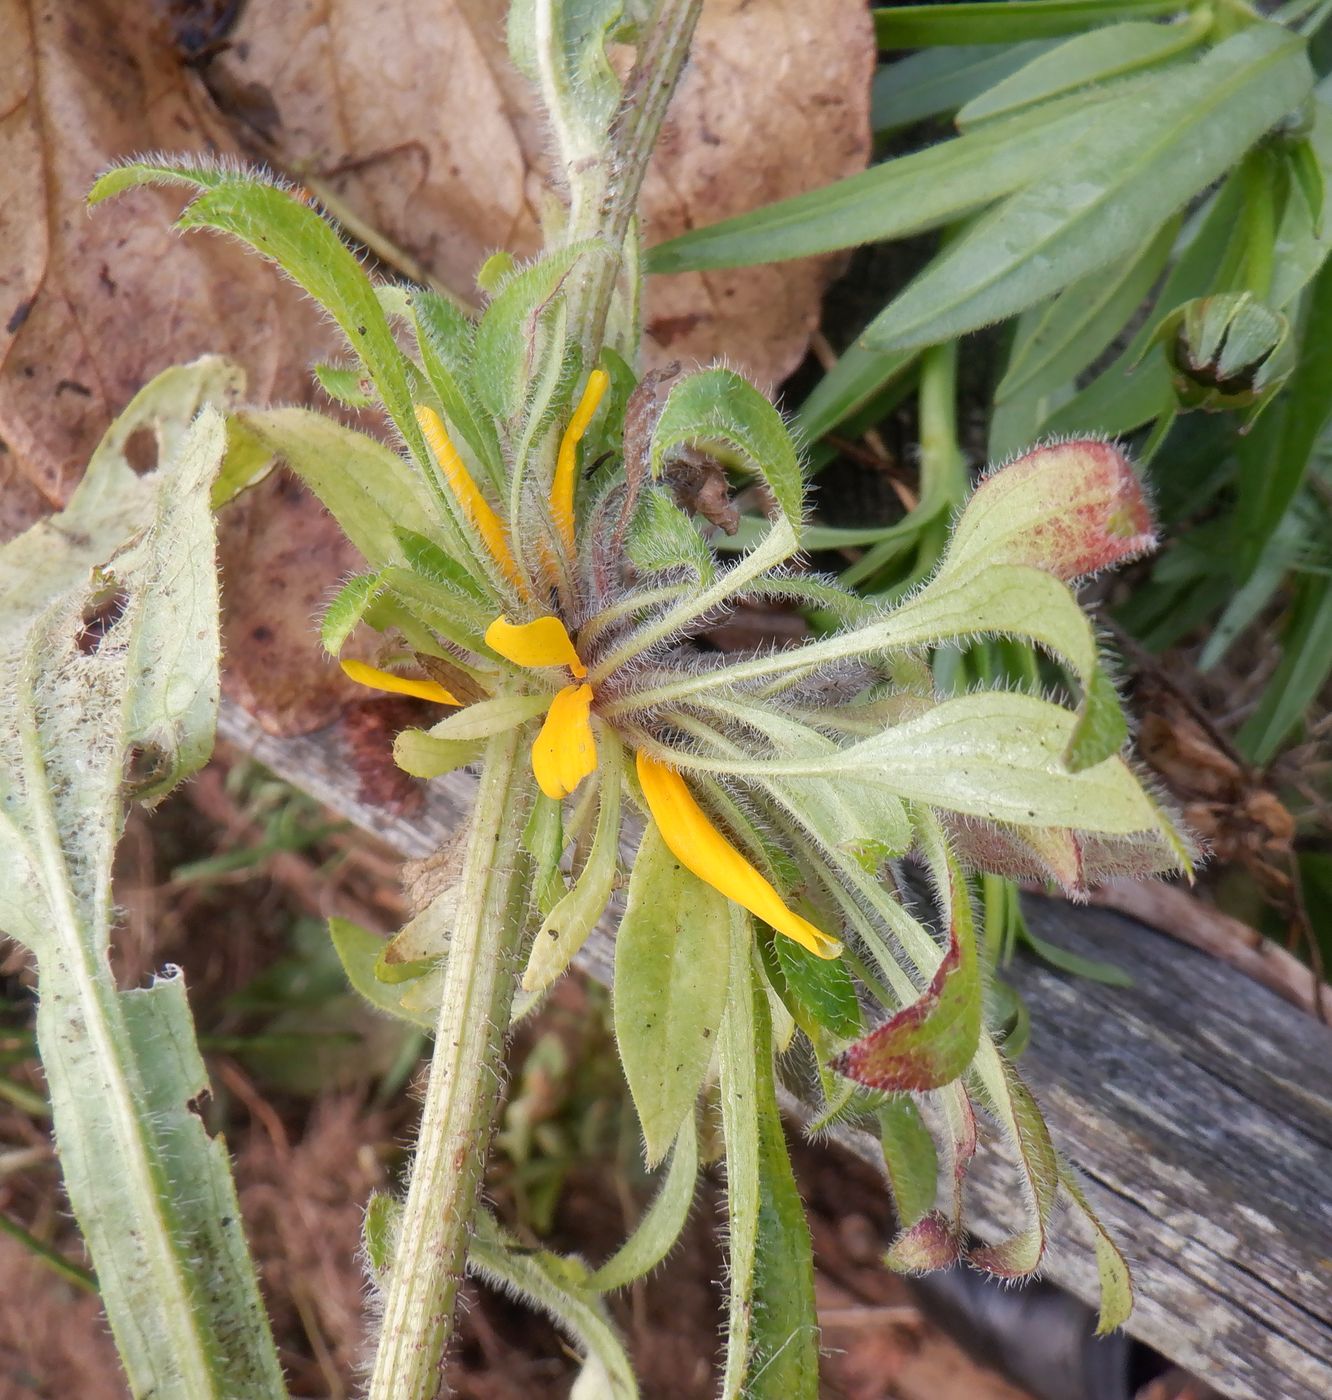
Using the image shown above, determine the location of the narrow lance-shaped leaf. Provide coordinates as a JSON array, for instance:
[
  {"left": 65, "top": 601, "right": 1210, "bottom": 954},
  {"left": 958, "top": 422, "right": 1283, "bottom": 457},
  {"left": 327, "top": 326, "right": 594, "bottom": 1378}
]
[
  {"left": 996, "top": 214, "right": 1180, "bottom": 405},
  {"left": 1237, "top": 574, "right": 1332, "bottom": 765},
  {"left": 865, "top": 26, "right": 1314, "bottom": 352},
  {"left": 718, "top": 918, "right": 820, "bottom": 1400},
  {"left": 832, "top": 816, "right": 981, "bottom": 1093},
  {"left": 877, "top": 1096, "right": 939, "bottom": 1230},
  {"left": 1044, "top": 166, "right": 1251, "bottom": 437},
  {"left": 872, "top": 41, "right": 1058, "bottom": 133},
  {"left": 648, "top": 84, "right": 1154, "bottom": 272},
  {"left": 1059, "top": 1160, "right": 1135, "bottom": 1333},
  {"left": 875, "top": 1, "right": 1185, "bottom": 47},
  {"left": 956, "top": 15, "right": 1210, "bottom": 129},
  {"left": 89, "top": 165, "right": 433, "bottom": 469}
]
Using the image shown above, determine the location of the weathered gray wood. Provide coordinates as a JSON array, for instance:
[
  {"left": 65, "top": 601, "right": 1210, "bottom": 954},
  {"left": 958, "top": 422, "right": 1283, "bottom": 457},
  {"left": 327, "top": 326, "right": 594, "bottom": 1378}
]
[{"left": 218, "top": 700, "right": 1332, "bottom": 1400}]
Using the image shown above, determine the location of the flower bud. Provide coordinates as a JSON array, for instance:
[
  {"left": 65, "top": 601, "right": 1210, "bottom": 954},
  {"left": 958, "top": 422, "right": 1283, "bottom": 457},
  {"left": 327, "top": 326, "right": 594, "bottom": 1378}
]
[{"left": 1151, "top": 292, "right": 1290, "bottom": 413}]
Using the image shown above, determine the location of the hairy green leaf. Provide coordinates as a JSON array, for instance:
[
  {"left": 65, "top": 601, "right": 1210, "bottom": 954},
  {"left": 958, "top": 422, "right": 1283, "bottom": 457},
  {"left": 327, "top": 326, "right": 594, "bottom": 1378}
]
[
  {"left": 328, "top": 918, "right": 435, "bottom": 1029},
  {"left": 393, "top": 727, "right": 483, "bottom": 778},
  {"left": 614, "top": 823, "right": 732, "bottom": 1165},
  {"left": 0, "top": 371, "right": 284, "bottom": 1398},
  {"left": 586, "top": 1114, "right": 699, "bottom": 1292},
  {"left": 89, "top": 165, "right": 432, "bottom": 467},
  {"left": 1058, "top": 1162, "right": 1134, "bottom": 1333},
  {"left": 877, "top": 1096, "right": 939, "bottom": 1229},
  {"left": 650, "top": 368, "right": 805, "bottom": 529},
  {"left": 235, "top": 408, "right": 443, "bottom": 568},
  {"left": 772, "top": 935, "right": 863, "bottom": 1043},
  {"left": 966, "top": 1041, "right": 1059, "bottom": 1278},
  {"left": 321, "top": 572, "right": 385, "bottom": 656},
  {"left": 524, "top": 743, "right": 624, "bottom": 995},
  {"left": 469, "top": 1213, "right": 638, "bottom": 1400},
  {"left": 831, "top": 692, "right": 1170, "bottom": 836},
  {"left": 409, "top": 289, "right": 503, "bottom": 485},
  {"left": 719, "top": 932, "right": 820, "bottom": 1400}
]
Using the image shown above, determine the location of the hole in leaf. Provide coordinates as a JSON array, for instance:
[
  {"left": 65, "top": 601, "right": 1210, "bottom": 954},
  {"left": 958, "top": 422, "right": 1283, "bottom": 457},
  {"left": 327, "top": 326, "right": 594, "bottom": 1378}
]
[
  {"left": 124, "top": 426, "right": 158, "bottom": 475},
  {"left": 77, "top": 587, "right": 130, "bottom": 654},
  {"left": 124, "top": 742, "right": 173, "bottom": 796}
]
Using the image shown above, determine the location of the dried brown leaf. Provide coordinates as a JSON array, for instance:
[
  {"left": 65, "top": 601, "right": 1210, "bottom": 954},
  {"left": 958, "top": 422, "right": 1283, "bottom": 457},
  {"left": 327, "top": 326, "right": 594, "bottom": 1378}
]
[
  {"left": 0, "top": 0, "right": 361, "bottom": 732},
  {"left": 1, "top": 0, "right": 872, "bottom": 739},
  {"left": 209, "top": 0, "right": 874, "bottom": 385}
]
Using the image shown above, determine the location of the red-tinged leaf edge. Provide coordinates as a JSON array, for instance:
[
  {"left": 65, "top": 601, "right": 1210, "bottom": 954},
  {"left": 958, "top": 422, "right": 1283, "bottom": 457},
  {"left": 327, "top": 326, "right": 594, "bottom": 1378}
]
[
  {"left": 885, "top": 1210, "right": 960, "bottom": 1272},
  {"left": 950, "top": 439, "right": 1156, "bottom": 584},
  {"left": 831, "top": 876, "right": 980, "bottom": 1093}
]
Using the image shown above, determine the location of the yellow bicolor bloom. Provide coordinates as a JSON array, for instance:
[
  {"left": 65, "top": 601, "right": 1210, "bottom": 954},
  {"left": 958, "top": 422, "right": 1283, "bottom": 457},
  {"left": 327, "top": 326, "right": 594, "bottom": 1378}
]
[
  {"left": 485, "top": 615, "right": 588, "bottom": 678},
  {"left": 487, "top": 612, "right": 598, "bottom": 799},
  {"left": 532, "top": 683, "right": 597, "bottom": 799},
  {"left": 635, "top": 751, "right": 842, "bottom": 960},
  {"left": 415, "top": 404, "right": 525, "bottom": 593},
  {"left": 340, "top": 657, "right": 460, "bottom": 706},
  {"left": 550, "top": 368, "right": 610, "bottom": 553}
]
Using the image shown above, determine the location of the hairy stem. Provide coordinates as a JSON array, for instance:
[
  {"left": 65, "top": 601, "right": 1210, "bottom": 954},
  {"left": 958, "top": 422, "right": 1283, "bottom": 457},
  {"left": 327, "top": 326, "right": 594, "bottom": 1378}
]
[
  {"left": 369, "top": 7, "right": 704, "bottom": 1392},
  {"left": 367, "top": 729, "right": 534, "bottom": 1400},
  {"left": 565, "top": 0, "right": 705, "bottom": 363}
]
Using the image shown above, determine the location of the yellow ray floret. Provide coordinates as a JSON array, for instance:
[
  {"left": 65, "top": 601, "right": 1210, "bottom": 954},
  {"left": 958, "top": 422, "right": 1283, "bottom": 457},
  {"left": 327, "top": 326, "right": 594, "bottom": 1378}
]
[
  {"left": 635, "top": 752, "right": 842, "bottom": 960},
  {"left": 532, "top": 683, "right": 598, "bottom": 799},
  {"left": 550, "top": 368, "right": 610, "bottom": 553},
  {"left": 485, "top": 615, "right": 587, "bottom": 678},
  {"left": 414, "top": 404, "right": 524, "bottom": 592},
  {"left": 340, "top": 657, "right": 460, "bottom": 706}
]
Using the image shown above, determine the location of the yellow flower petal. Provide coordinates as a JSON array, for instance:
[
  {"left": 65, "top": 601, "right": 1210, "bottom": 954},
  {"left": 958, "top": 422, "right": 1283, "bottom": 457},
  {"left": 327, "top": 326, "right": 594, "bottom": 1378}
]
[
  {"left": 340, "top": 657, "right": 460, "bottom": 706},
  {"left": 550, "top": 368, "right": 610, "bottom": 553},
  {"left": 635, "top": 752, "right": 842, "bottom": 960},
  {"left": 415, "top": 404, "right": 525, "bottom": 593},
  {"left": 532, "top": 684, "right": 598, "bottom": 799},
  {"left": 485, "top": 615, "right": 587, "bottom": 679}
]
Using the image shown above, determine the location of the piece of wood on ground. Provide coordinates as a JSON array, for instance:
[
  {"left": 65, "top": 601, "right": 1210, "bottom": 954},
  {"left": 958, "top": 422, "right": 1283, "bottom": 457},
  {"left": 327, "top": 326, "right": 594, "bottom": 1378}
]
[{"left": 218, "top": 698, "right": 1332, "bottom": 1400}]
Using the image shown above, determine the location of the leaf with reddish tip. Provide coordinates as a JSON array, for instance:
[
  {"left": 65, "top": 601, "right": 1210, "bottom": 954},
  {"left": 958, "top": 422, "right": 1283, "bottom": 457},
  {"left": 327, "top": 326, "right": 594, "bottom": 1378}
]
[
  {"left": 966, "top": 1042, "right": 1059, "bottom": 1280},
  {"left": 885, "top": 1079, "right": 975, "bottom": 1274},
  {"left": 885, "top": 1211, "right": 960, "bottom": 1272},
  {"left": 945, "top": 439, "right": 1155, "bottom": 584},
  {"left": 832, "top": 853, "right": 979, "bottom": 1093},
  {"left": 945, "top": 815, "right": 1087, "bottom": 894}
]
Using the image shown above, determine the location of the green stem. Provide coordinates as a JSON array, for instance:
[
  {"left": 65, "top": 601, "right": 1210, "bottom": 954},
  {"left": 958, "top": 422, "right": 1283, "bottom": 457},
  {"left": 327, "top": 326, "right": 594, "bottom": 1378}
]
[
  {"left": 367, "top": 728, "right": 535, "bottom": 1400},
  {"left": 369, "top": 10, "right": 706, "bottom": 1391},
  {"left": 564, "top": 0, "right": 705, "bottom": 366}
]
